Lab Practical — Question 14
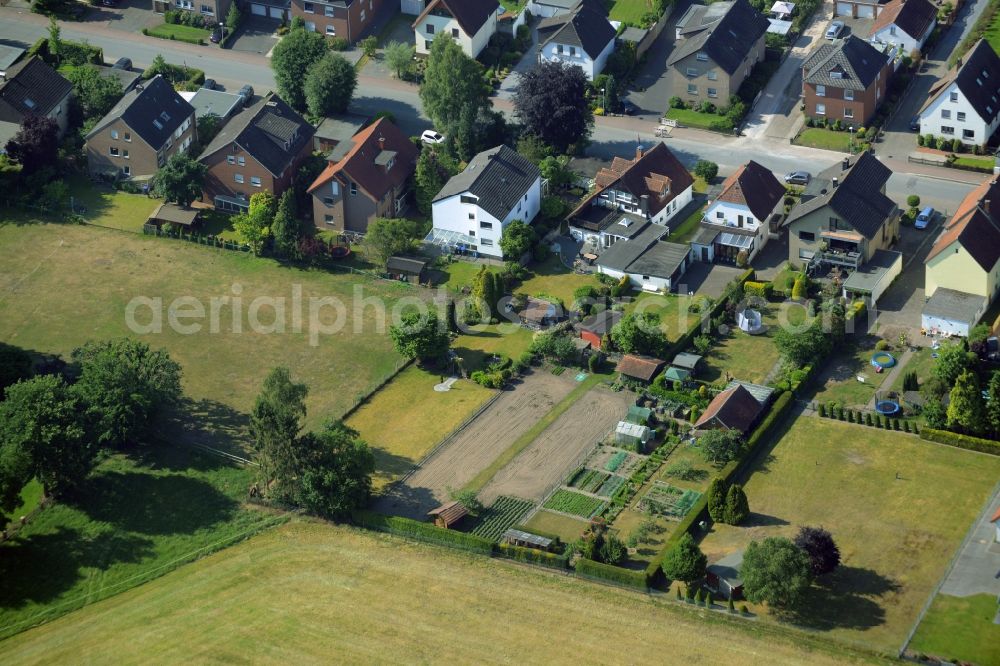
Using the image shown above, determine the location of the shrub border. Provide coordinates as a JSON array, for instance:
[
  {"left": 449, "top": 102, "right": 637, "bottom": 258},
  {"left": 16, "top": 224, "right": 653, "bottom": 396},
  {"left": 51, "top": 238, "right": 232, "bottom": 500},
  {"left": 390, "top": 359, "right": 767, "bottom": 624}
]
[{"left": 919, "top": 427, "right": 1000, "bottom": 456}]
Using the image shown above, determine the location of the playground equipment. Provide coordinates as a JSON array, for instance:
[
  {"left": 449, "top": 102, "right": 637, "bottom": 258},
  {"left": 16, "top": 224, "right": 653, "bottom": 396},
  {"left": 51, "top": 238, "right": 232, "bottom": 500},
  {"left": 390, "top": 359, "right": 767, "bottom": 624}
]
[
  {"left": 737, "top": 308, "right": 766, "bottom": 335},
  {"left": 870, "top": 351, "right": 896, "bottom": 370}
]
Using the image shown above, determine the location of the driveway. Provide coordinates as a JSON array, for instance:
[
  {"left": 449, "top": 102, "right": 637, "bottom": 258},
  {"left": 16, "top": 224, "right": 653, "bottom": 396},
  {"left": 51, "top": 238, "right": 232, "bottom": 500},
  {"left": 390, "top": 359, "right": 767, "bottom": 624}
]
[
  {"left": 752, "top": 232, "right": 789, "bottom": 281},
  {"left": 628, "top": 0, "right": 691, "bottom": 120},
  {"left": 83, "top": 0, "right": 160, "bottom": 34},
  {"left": 679, "top": 262, "right": 744, "bottom": 298},
  {"left": 871, "top": 212, "right": 944, "bottom": 337},
  {"left": 939, "top": 485, "right": 1000, "bottom": 597},
  {"left": 496, "top": 25, "right": 539, "bottom": 100},
  {"left": 227, "top": 16, "right": 279, "bottom": 56}
]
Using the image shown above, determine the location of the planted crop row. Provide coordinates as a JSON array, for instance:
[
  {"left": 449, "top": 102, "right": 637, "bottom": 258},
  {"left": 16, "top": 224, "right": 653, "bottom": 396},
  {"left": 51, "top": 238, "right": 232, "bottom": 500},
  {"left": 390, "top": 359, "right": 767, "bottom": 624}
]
[
  {"left": 471, "top": 496, "right": 534, "bottom": 542},
  {"left": 544, "top": 489, "right": 606, "bottom": 519},
  {"left": 605, "top": 451, "right": 628, "bottom": 472},
  {"left": 596, "top": 475, "right": 625, "bottom": 498}
]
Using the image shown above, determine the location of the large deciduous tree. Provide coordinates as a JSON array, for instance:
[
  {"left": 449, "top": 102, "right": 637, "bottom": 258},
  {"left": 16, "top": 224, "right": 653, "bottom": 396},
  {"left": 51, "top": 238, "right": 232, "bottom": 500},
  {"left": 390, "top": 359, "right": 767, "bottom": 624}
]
[
  {"left": 793, "top": 526, "right": 840, "bottom": 576},
  {"left": 741, "top": 537, "right": 812, "bottom": 609},
  {"left": 364, "top": 217, "right": 418, "bottom": 269},
  {"left": 610, "top": 312, "right": 667, "bottom": 357},
  {"left": 419, "top": 36, "right": 490, "bottom": 136},
  {"left": 152, "top": 153, "right": 208, "bottom": 207},
  {"left": 699, "top": 430, "right": 745, "bottom": 466},
  {"left": 0, "top": 342, "right": 32, "bottom": 397},
  {"left": 514, "top": 60, "right": 593, "bottom": 153},
  {"left": 414, "top": 147, "right": 456, "bottom": 215},
  {"left": 389, "top": 311, "right": 449, "bottom": 365},
  {"left": 661, "top": 532, "right": 707, "bottom": 583},
  {"left": 774, "top": 320, "right": 830, "bottom": 368},
  {"left": 294, "top": 420, "right": 375, "bottom": 519},
  {"left": 499, "top": 219, "right": 535, "bottom": 260},
  {"left": 250, "top": 367, "right": 308, "bottom": 496},
  {"left": 233, "top": 191, "right": 276, "bottom": 255},
  {"left": 270, "top": 26, "right": 328, "bottom": 112},
  {"left": 71, "top": 338, "right": 182, "bottom": 449},
  {"left": 5, "top": 115, "right": 59, "bottom": 176},
  {"left": 384, "top": 40, "right": 415, "bottom": 79},
  {"left": 0, "top": 375, "right": 91, "bottom": 498},
  {"left": 66, "top": 64, "right": 123, "bottom": 121},
  {"left": 304, "top": 52, "right": 357, "bottom": 117}
]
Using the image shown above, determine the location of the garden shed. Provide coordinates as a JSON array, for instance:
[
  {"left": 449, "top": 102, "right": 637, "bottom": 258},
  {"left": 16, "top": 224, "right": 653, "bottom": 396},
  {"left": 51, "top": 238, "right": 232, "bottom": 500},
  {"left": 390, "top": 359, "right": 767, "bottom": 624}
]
[
  {"left": 520, "top": 297, "right": 561, "bottom": 329},
  {"left": 707, "top": 550, "right": 744, "bottom": 600},
  {"left": 502, "top": 528, "right": 554, "bottom": 551},
  {"left": 615, "top": 420, "right": 652, "bottom": 449},
  {"left": 427, "top": 500, "right": 468, "bottom": 529},
  {"left": 695, "top": 384, "right": 764, "bottom": 435},
  {"left": 671, "top": 352, "right": 703, "bottom": 375},
  {"left": 386, "top": 256, "right": 427, "bottom": 284},
  {"left": 663, "top": 366, "right": 691, "bottom": 384},
  {"left": 626, "top": 405, "right": 653, "bottom": 425},
  {"left": 578, "top": 309, "right": 622, "bottom": 349},
  {"left": 146, "top": 203, "right": 201, "bottom": 229},
  {"left": 616, "top": 354, "right": 666, "bottom": 384}
]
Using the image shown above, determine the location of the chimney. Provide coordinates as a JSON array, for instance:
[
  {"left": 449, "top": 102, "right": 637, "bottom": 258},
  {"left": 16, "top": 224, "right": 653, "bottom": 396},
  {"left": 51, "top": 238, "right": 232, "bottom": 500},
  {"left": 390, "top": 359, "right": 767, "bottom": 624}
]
[
  {"left": 842, "top": 157, "right": 850, "bottom": 170},
  {"left": 640, "top": 194, "right": 650, "bottom": 216},
  {"left": 379, "top": 135, "right": 385, "bottom": 150},
  {"left": 636, "top": 144, "right": 644, "bottom": 160},
  {"left": 986, "top": 199, "right": 992, "bottom": 214},
  {"left": 832, "top": 177, "right": 839, "bottom": 188}
]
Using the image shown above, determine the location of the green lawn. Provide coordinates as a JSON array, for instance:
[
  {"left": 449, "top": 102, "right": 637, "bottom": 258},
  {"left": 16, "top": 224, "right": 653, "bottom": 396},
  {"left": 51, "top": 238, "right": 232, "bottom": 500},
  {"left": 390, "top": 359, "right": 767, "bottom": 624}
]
[
  {"left": 0, "top": 446, "right": 281, "bottom": 641},
  {"left": 66, "top": 175, "right": 159, "bottom": 232},
  {"left": 624, "top": 292, "right": 709, "bottom": 343},
  {"left": 793, "top": 127, "right": 869, "bottom": 153},
  {"left": 147, "top": 23, "right": 210, "bottom": 42},
  {"left": 436, "top": 260, "right": 492, "bottom": 292},
  {"left": 807, "top": 339, "right": 891, "bottom": 408},
  {"left": 665, "top": 107, "right": 734, "bottom": 131},
  {"left": 700, "top": 326, "right": 780, "bottom": 384},
  {"left": 606, "top": 0, "right": 656, "bottom": 25},
  {"left": 770, "top": 265, "right": 803, "bottom": 293},
  {"left": 522, "top": 509, "right": 590, "bottom": 543},
  {"left": 517, "top": 256, "right": 599, "bottom": 306},
  {"left": 344, "top": 365, "right": 493, "bottom": 490},
  {"left": 910, "top": 593, "right": 1000, "bottom": 665},
  {"left": 499, "top": 0, "right": 527, "bottom": 11},
  {"left": 198, "top": 210, "right": 240, "bottom": 241},
  {"left": 667, "top": 201, "right": 706, "bottom": 244},
  {"left": 4, "top": 479, "right": 43, "bottom": 528},
  {"left": 951, "top": 155, "right": 994, "bottom": 171},
  {"left": 698, "top": 417, "right": 1000, "bottom": 652},
  {"left": 889, "top": 346, "right": 937, "bottom": 393},
  {"left": 453, "top": 324, "right": 535, "bottom": 371}
]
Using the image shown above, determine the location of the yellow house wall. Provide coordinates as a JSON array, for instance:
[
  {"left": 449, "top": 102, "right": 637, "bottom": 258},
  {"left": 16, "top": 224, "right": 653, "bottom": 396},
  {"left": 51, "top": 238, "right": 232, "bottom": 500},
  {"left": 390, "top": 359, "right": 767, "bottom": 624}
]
[{"left": 925, "top": 242, "right": 1000, "bottom": 299}]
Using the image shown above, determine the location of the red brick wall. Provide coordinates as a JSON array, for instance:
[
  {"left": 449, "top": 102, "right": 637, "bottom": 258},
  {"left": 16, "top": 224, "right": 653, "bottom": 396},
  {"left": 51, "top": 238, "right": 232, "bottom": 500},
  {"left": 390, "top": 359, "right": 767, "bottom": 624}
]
[
  {"left": 289, "top": 0, "right": 383, "bottom": 42},
  {"left": 802, "top": 61, "right": 890, "bottom": 126}
]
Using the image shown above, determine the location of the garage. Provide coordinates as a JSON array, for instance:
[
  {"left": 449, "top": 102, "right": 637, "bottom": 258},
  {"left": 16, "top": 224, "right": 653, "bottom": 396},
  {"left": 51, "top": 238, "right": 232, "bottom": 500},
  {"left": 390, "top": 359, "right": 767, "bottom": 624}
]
[
  {"left": 835, "top": 1, "right": 852, "bottom": 16},
  {"left": 842, "top": 250, "right": 901, "bottom": 305},
  {"left": 401, "top": 0, "right": 425, "bottom": 15},
  {"left": 251, "top": 3, "right": 265, "bottom": 15},
  {"left": 268, "top": 5, "right": 283, "bottom": 18},
  {"left": 856, "top": 3, "right": 874, "bottom": 17},
  {"left": 921, "top": 287, "right": 988, "bottom": 338}
]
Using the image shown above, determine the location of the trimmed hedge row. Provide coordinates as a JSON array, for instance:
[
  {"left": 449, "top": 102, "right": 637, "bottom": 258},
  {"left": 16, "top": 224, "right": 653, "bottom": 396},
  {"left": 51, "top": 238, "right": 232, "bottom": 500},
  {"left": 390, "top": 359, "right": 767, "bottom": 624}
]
[
  {"left": 645, "top": 389, "right": 795, "bottom": 583},
  {"left": 511, "top": 525, "right": 563, "bottom": 547},
  {"left": 496, "top": 543, "right": 570, "bottom": 569},
  {"left": 920, "top": 428, "right": 1000, "bottom": 456},
  {"left": 353, "top": 510, "right": 495, "bottom": 555},
  {"left": 575, "top": 557, "right": 649, "bottom": 591}
]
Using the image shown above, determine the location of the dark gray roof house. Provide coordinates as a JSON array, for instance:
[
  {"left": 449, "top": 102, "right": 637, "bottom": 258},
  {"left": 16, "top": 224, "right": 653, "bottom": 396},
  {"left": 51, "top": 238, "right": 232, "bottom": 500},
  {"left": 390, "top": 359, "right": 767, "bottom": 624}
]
[
  {"left": 0, "top": 55, "right": 73, "bottom": 126},
  {"left": 669, "top": 0, "right": 770, "bottom": 75},
  {"left": 433, "top": 144, "right": 540, "bottom": 222},
  {"left": 597, "top": 222, "right": 692, "bottom": 290},
  {"left": 919, "top": 40, "right": 1000, "bottom": 127},
  {"left": 86, "top": 75, "right": 194, "bottom": 150},
  {"left": 802, "top": 36, "right": 889, "bottom": 92},
  {"left": 537, "top": 3, "right": 616, "bottom": 60}
]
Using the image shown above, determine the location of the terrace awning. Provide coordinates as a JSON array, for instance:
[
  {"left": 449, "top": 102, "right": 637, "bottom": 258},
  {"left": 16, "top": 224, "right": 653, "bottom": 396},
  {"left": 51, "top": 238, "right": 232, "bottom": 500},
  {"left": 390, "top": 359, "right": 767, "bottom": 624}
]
[
  {"left": 424, "top": 228, "right": 477, "bottom": 248},
  {"left": 717, "top": 232, "right": 753, "bottom": 249}
]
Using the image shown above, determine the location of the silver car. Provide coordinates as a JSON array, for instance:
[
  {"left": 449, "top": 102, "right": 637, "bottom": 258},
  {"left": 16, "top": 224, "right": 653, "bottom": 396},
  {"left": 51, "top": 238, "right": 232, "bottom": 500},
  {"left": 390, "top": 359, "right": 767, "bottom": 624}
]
[{"left": 826, "top": 20, "right": 845, "bottom": 39}]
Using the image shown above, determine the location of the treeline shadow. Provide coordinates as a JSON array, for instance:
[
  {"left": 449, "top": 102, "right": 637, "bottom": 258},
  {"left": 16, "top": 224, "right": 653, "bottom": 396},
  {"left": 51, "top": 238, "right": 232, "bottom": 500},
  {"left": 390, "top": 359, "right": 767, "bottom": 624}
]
[{"left": 781, "top": 565, "right": 900, "bottom": 632}]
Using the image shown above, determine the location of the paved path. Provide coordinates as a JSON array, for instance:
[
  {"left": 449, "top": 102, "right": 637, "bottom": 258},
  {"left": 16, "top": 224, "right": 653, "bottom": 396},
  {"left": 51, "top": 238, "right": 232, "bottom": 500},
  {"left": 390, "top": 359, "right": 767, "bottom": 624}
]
[
  {"left": 864, "top": 348, "right": 913, "bottom": 409},
  {"left": 939, "top": 484, "right": 1000, "bottom": 597}
]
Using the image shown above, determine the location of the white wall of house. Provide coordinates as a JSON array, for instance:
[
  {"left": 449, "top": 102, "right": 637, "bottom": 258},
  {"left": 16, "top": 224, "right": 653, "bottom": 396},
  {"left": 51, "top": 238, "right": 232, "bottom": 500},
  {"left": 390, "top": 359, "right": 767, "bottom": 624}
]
[
  {"left": 431, "top": 178, "right": 541, "bottom": 259},
  {"left": 920, "top": 80, "right": 999, "bottom": 146},
  {"left": 871, "top": 19, "right": 934, "bottom": 58},
  {"left": 527, "top": 0, "right": 571, "bottom": 17},
  {"left": 414, "top": 10, "right": 497, "bottom": 57},
  {"left": 702, "top": 199, "right": 772, "bottom": 258},
  {"left": 653, "top": 184, "right": 693, "bottom": 228},
  {"left": 538, "top": 36, "right": 615, "bottom": 81},
  {"left": 921, "top": 310, "right": 978, "bottom": 337},
  {"left": 596, "top": 262, "right": 684, "bottom": 292}
]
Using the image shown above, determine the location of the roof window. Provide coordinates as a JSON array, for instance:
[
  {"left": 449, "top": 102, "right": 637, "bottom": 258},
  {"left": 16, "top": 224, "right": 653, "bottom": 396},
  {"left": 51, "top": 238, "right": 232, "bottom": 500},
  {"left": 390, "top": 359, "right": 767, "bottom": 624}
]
[
  {"left": 23, "top": 98, "right": 35, "bottom": 109},
  {"left": 153, "top": 119, "right": 163, "bottom": 130},
  {"left": 160, "top": 111, "right": 170, "bottom": 122}
]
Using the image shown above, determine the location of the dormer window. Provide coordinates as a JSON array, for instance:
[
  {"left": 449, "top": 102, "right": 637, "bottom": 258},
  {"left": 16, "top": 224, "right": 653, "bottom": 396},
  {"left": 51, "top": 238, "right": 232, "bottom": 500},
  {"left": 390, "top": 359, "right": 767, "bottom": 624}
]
[
  {"left": 23, "top": 98, "right": 35, "bottom": 109},
  {"left": 983, "top": 69, "right": 990, "bottom": 79},
  {"left": 153, "top": 119, "right": 163, "bottom": 130},
  {"left": 160, "top": 111, "right": 170, "bottom": 122},
  {"left": 977, "top": 77, "right": 984, "bottom": 86},
  {"left": 829, "top": 71, "right": 843, "bottom": 79},
  {"left": 696, "top": 51, "right": 708, "bottom": 61}
]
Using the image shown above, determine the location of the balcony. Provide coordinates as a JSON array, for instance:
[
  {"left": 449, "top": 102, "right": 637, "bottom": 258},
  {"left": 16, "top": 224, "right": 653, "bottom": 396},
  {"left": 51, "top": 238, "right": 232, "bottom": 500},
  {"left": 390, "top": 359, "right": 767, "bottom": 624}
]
[{"left": 815, "top": 249, "right": 862, "bottom": 269}]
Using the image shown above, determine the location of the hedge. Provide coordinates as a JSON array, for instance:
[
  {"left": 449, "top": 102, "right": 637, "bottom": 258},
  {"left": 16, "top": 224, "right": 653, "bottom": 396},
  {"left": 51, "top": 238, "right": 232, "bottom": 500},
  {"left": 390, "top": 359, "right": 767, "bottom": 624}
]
[
  {"left": 28, "top": 36, "right": 103, "bottom": 66},
  {"left": 920, "top": 428, "right": 1000, "bottom": 456},
  {"left": 664, "top": 268, "right": 756, "bottom": 362},
  {"left": 743, "top": 280, "right": 773, "bottom": 300},
  {"left": 352, "top": 510, "right": 495, "bottom": 555},
  {"left": 496, "top": 543, "right": 570, "bottom": 569},
  {"left": 575, "top": 557, "right": 649, "bottom": 591}
]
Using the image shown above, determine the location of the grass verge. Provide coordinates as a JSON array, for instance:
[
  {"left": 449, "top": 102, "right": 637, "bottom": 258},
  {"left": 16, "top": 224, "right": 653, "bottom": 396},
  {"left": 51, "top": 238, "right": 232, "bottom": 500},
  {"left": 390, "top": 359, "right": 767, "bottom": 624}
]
[{"left": 909, "top": 593, "right": 1000, "bottom": 665}]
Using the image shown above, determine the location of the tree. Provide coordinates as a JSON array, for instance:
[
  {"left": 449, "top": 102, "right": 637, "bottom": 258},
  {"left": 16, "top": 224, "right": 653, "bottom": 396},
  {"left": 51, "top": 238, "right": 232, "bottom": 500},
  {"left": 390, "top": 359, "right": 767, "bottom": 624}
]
[
  {"left": 294, "top": 420, "right": 375, "bottom": 518},
  {"left": 700, "top": 430, "right": 745, "bottom": 465},
  {"left": 774, "top": 320, "right": 830, "bottom": 368},
  {"left": 723, "top": 483, "right": 749, "bottom": 525},
  {"left": 529, "top": 331, "right": 577, "bottom": 364},
  {"left": 364, "top": 217, "right": 417, "bottom": 269},
  {"left": 451, "top": 103, "right": 478, "bottom": 162},
  {"left": 384, "top": 40, "right": 415, "bottom": 79},
  {"left": 599, "top": 533, "right": 627, "bottom": 565},
  {"left": 270, "top": 26, "right": 328, "bottom": 111},
  {"left": 741, "top": 537, "right": 812, "bottom": 608},
  {"left": 0, "top": 375, "right": 90, "bottom": 498},
  {"left": 152, "top": 153, "right": 208, "bottom": 207},
  {"left": 304, "top": 52, "right": 357, "bottom": 117},
  {"left": 472, "top": 266, "right": 499, "bottom": 320},
  {"left": 610, "top": 312, "right": 667, "bottom": 356},
  {"left": 662, "top": 532, "right": 707, "bottom": 583},
  {"left": 790, "top": 276, "right": 807, "bottom": 300},
  {"left": 233, "top": 192, "right": 276, "bottom": 255},
  {"left": 225, "top": 3, "right": 241, "bottom": 33},
  {"left": 693, "top": 160, "right": 719, "bottom": 182},
  {"left": 794, "top": 526, "right": 840, "bottom": 576},
  {"left": 693, "top": 334, "right": 712, "bottom": 355},
  {"left": 947, "top": 370, "right": 987, "bottom": 435},
  {"left": 933, "top": 342, "right": 977, "bottom": 387},
  {"left": 538, "top": 155, "right": 575, "bottom": 190},
  {"left": 0, "top": 342, "right": 32, "bottom": 397},
  {"left": 48, "top": 16, "right": 61, "bottom": 65},
  {"left": 987, "top": 371, "right": 1000, "bottom": 438},
  {"left": 0, "top": 435, "right": 32, "bottom": 519},
  {"left": 194, "top": 112, "right": 223, "bottom": 152},
  {"left": 389, "top": 311, "right": 449, "bottom": 364},
  {"left": 271, "top": 189, "right": 300, "bottom": 259},
  {"left": 923, "top": 397, "right": 947, "bottom": 429},
  {"left": 5, "top": 115, "right": 59, "bottom": 176},
  {"left": 71, "top": 338, "right": 182, "bottom": 449},
  {"left": 419, "top": 36, "right": 490, "bottom": 137},
  {"left": 906, "top": 194, "right": 921, "bottom": 208},
  {"left": 707, "top": 477, "right": 727, "bottom": 522},
  {"left": 250, "top": 367, "right": 308, "bottom": 497},
  {"left": 360, "top": 35, "right": 378, "bottom": 59},
  {"left": 65, "top": 64, "right": 123, "bottom": 121},
  {"left": 414, "top": 147, "right": 455, "bottom": 215},
  {"left": 514, "top": 61, "right": 593, "bottom": 153},
  {"left": 499, "top": 219, "right": 535, "bottom": 260}
]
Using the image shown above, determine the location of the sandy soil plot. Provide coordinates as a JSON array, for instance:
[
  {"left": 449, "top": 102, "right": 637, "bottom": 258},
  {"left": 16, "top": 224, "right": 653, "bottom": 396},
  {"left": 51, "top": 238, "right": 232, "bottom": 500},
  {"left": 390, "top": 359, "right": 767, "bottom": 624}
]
[
  {"left": 374, "top": 371, "right": 576, "bottom": 519},
  {"left": 478, "top": 385, "right": 633, "bottom": 506},
  {"left": 587, "top": 447, "right": 645, "bottom": 478}
]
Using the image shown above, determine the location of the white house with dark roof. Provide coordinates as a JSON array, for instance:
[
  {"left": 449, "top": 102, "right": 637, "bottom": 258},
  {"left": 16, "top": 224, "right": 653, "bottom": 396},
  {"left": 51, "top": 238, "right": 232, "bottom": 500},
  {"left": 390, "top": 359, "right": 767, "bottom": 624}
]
[
  {"left": 919, "top": 40, "right": 1000, "bottom": 147},
  {"left": 412, "top": 0, "right": 500, "bottom": 58},
  {"left": 869, "top": 0, "right": 936, "bottom": 56},
  {"left": 595, "top": 222, "right": 693, "bottom": 292},
  {"left": 426, "top": 145, "right": 541, "bottom": 259},
  {"left": 536, "top": 2, "right": 616, "bottom": 80}
]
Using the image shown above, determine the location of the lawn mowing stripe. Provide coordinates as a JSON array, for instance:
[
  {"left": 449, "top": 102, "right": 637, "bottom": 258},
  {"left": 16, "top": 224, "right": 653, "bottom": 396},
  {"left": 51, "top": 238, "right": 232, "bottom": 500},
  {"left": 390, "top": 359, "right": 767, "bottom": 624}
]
[{"left": 462, "top": 373, "right": 607, "bottom": 494}]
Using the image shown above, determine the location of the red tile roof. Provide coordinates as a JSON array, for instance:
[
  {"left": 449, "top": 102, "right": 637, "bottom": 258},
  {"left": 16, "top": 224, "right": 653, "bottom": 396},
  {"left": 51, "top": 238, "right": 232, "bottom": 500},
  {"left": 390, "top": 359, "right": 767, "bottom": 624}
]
[
  {"left": 991, "top": 506, "right": 1000, "bottom": 523},
  {"left": 925, "top": 179, "right": 1000, "bottom": 271},
  {"left": 715, "top": 160, "right": 786, "bottom": 221},
  {"left": 695, "top": 384, "right": 763, "bottom": 433},
  {"left": 615, "top": 353, "right": 665, "bottom": 381},
  {"left": 586, "top": 143, "right": 695, "bottom": 218}
]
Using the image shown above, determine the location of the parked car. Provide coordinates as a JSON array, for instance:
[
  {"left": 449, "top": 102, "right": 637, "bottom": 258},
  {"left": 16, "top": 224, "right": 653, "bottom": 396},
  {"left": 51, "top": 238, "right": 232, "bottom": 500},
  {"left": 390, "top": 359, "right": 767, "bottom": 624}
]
[
  {"left": 784, "top": 171, "right": 811, "bottom": 185},
  {"left": 621, "top": 100, "right": 638, "bottom": 115},
  {"left": 909, "top": 116, "right": 920, "bottom": 131},
  {"left": 237, "top": 84, "right": 254, "bottom": 106},
  {"left": 100, "top": 0, "right": 117, "bottom": 6},
  {"left": 112, "top": 57, "right": 132, "bottom": 70},
  {"left": 210, "top": 27, "right": 223, "bottom": 43},
  {"left": 421, "top": 129, "right": 446, "bottom": 145},
  {"left": 915, "top": 206, "right": 935, "bottom": 229},
  {"left": 825, "top": 20, "right": 845, "bottom": 39},
  {"left": 202, "top": 79, "right": 217, "bottom": 91}
]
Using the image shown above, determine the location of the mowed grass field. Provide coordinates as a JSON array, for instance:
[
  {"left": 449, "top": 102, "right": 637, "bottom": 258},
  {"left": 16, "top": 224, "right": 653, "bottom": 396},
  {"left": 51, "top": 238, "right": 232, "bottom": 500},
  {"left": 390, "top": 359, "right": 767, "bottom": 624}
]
[
  {"left": 0, "top": 521, "right": 881, "bottom": 665},
  {"left": 344, "top": 365, "right": 494, "bottom": 489},
  {"left": 699, "top": 417, "right": 1000, "bottom": 652},
  {"left": 0, "top": 223, "right": 408, "bottom": 448},
  {"left": 909, "top": 593, "right": 1000, "bottom": 665}
]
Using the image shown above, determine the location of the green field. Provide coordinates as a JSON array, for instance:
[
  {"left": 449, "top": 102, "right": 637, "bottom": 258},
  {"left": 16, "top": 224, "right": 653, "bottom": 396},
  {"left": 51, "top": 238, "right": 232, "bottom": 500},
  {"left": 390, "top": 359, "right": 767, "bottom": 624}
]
[
  {"left": 0, "top": 521, "right": 879, "bottom": 664},
  {"left": 452, "top": 324, "right": 535, "bottom": 371},
  {"left": 624, "top": 292, "right": 709, "bottom": 342},
  {"left": 699, "top": 417, "right": 1000, "bottom": 652},
  {"left": 700, "top": 326, "right": 780, "bottom": 384},
  {"left": 523, "top": 509, "right": 590, "bottom": 543},
  {"left": 517, "top": 256, "right": 599, "bottom": 306},
  {"left": 808, "top": 339, "right": 891, "bottom": 408},
  {"left": 543, "top": 489, "right": 606, "bottom": 518},
  {"left": 344, "top": 365, "right": 494, "bottom": 490},
  {"left": 606, "top": 0, "right": 657, "bottom": 25},
  {"left": 0, "top": 446, "right": 280, "bottom": 641},
  {"left": 0, "top": 223, "right": 408, "bottom": 452},
  {"left": 146, "top": 23, "right": 210, "bottom": 42},
  {"left": 910, "top": 593, "right": 1000, "bottom": 665}
]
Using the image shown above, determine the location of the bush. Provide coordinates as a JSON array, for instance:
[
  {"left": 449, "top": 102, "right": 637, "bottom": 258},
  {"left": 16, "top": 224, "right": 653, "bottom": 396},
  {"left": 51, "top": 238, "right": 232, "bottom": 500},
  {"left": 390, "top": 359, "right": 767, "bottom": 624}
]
[
  {"left": 669, "top": 96, "right": 685, "bottom": 109},
  {"left": 697, "top": 101, "right": 716, "bottom": 114},
  {"left": 917, "top": 133, "right": 925, "bottom": 147},
  {"left": 328, "top": 36, "right": 350, "bottom": 51},
  {"left": 575, "top": 558, "right": 648, "bottom": 590},
  {"left": 817, "top": 403, "right": 826, "bottom": 417},
  {"left": 496, "top": 543, "right": 569, "bottom": 569},
  {"left": 906, "top": 195, "right": 920, "bottom": 208},
  {"left": 743, "top": 281, "right": 773, "bottom": 300},
  {"left": 875, "top": 339, "right": 889, "bottom": 351},
  {"left": 920, "top": 428, "right": 1000, "bottom": 455},
  {"left": 353, "top": 511, "right": 494, "bottom": 554}
]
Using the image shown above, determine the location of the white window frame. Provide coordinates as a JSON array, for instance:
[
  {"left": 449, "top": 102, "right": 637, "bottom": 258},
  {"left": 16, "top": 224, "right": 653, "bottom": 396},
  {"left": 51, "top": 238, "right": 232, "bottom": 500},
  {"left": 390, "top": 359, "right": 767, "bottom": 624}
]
[
  {"left": 815, "top": 84, "right": 825, "bottom": 97},
  {"left": 815, "top": 103, "right": 826, "bottom": 115},
  {"left": 250, "top": 176, "right": 261, "bottom": 187},
  {"left": 235, "top": 173, "right": 244, "bottom": 183},
  {"left": 844, "top": 89, "right": 854, "bottom": 100}
]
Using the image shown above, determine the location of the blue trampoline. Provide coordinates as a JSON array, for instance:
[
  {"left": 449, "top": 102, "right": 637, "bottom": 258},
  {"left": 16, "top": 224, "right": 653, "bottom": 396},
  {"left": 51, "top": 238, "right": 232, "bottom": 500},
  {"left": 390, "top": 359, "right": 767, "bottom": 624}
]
[{"left": 871, "top": 352, "right": 896, "bottom": 369}]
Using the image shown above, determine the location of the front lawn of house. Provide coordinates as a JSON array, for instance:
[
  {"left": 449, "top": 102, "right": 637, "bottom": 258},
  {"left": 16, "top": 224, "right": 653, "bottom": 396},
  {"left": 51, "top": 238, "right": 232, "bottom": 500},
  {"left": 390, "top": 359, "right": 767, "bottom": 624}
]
[
  {"left": 665, "top": 107, "right": 734, "bottom": 131},
  {"left": 793, "top": 127, "right": 870, "bottom": 153},
  {"left": 146, "top": 23, "right": 211, "bottom": 43},
  {"left": 909, "top": 593, "right": 1000, "bottom": 665}
]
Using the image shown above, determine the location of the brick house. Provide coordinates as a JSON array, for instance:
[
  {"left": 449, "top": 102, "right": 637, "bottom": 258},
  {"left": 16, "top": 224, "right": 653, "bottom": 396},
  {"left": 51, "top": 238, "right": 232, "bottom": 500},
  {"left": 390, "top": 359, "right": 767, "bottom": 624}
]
[
  {"left": 802, "top": 35, "right": 891, "bottom": 126},
  {"left": 0, "top": 56, "right": 73, "bottom": 139},
  {"left": 152, "top": 0, "right": 234, "bottom": 24},
  {"left": 85, "top": 75, "right": 196, "bottom": 180},
  {"left": 307, "top": 117, "right": 418, "bottom": 233},
  {"left": 666, "top": 0, "right": 769, "bottom": 106},
  {"left": 197, "top": 92, "right": 314, "bottom": 212},
  {"left": 290, "top": 0, "right": 385, "bottom": 42}
]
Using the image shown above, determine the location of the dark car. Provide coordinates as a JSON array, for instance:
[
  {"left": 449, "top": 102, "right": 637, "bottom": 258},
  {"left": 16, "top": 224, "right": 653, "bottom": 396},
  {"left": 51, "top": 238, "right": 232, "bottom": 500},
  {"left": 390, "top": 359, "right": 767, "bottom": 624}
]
[
  {"left": 621, "top": 100, "right": 638, "bottom": 115},
  {"left": 909, "top": 116, "right": 920, "bottom": 131},
  {"left": 112, "top": 57, "right": 132, "bottom": 70},
  {"left": 202, "top": 79, "right": 217, "bottom": 90},
  {"left": 100, "top": 0, "right": 117, "bottom": 6},
  {"left": 210, "top": 27, "right": 222, "bottom": 43},
  {"left": 237, "top": 84, "right": 254, "bottom": 106},
  {"left": 784, "top": 171, "right": 811, "bottom": 185}
]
